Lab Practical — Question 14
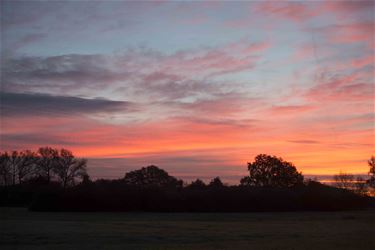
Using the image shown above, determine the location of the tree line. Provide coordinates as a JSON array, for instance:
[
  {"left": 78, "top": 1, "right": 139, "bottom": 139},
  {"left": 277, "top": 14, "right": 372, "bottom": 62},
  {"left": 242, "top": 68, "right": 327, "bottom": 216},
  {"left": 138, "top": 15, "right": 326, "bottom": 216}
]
[
  {"left": 0, "top": 148, "right": 374, "bottom": 211},
  {"left": 1, "top": 148, "right": 374, "bottom": 192},
  {"left": 0, "top": 147, "right": 88, "bottom": 188}
]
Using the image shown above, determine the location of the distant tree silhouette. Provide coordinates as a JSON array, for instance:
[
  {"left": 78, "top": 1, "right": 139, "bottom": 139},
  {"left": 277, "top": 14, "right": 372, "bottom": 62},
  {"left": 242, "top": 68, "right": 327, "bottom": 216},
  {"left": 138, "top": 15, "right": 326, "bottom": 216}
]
[
  {"left": 240, "top": 154, "right": 304, "bottom": 188},
  {"left": 368, "top": 156, "right": 375, "bottom": 188},
  {"left": 209, "top": 177, "right": 224, "bottom": 188},
  {"left": 53, "top": 149, "right": 88, "bottom": 188},
  {"left": 0, "top": 147, "right": 89, "bottom": 187},
  {"left": 16, "top": 150, "right": 38, "bottom": 184},
  {"left": 0, "top": 150, "right": 37, "bottom": 185},
  {"left": 8, "top": 151, "right": 21, "bottom": 185},
  {"left": 0, "top": 152, "right": 11, "bottom": 185},
  {"left": 37, "top": 147, "right": 59, "bottom": 182},
  {"left": 81, "top": 173, "right": 92, "bottom": 185},
  {"left": 188, "top": 179, "right": 206, "bottom": 189},
  {"left": 354, "top": 177, "right": 367, "bottom": 196},
  {"left": 0, "top": 152, "right": 371, "bottom": 212},
  {"left": 123, "top": 165, "right": 183, "bottom": 188},
  {"left": 334, "top": 172, "right": 354, "bottom": 190}
]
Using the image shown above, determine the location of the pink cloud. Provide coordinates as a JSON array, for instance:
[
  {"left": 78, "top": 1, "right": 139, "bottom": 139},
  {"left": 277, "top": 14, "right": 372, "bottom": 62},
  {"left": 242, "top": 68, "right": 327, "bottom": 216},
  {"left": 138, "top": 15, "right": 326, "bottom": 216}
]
[
  {"left": 352, "top": 55, "right": 374, "bottom": 68},
  {"left": 321, "top": 1, "right": 374, "bottom": 20},
  {"left": 256, "top": 1, "right": 373, "bottom": 23},
  {"left": 324, "top": 22, "right": 374, "bottom": 45},
  {"left": 156, "top": 40, "right": 271, "bottom": 79},
  {"left": 255, "top": 2, "right": 319, "bottom": 22},
  {"left": 183, "top": 50, "right": 252, "bottom": 72},
  {"left": 243, "top": 42, "right": 271, "bottom": 54},
  {"left": 306, "top": 73, "right": 374, "bottom": 101},
  {"left": 182, "top": 93, "right": 262, "bottom": 117},
  {"left": 269, "top": 105, "right": 315, "bottom": 115},
  {"left": 291, "top": 44, "right": 316, "bottom": 61}
]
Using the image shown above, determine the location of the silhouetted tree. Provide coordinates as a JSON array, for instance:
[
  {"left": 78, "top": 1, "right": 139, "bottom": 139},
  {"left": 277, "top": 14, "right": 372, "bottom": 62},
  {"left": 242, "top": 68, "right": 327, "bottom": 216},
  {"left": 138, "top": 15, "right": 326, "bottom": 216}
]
[
  {"left": 240, "top": 154, "right": 304, "bottom": 188},
  {"left": 0, "top": 152, "right": 11, "bottom": 185},
  {"left": 188, "top": 179, "right": 206, "bottom": 189},
  {"left": 209, "top": 177, "right": 224, "bottom": 188},
  {"left": 81, "top": 173, "right": 92, "bottom": 185},
  {"left": 123, "top": 165, "right": 183, "bottom": 188},
  {"left": 8, "top": 151, "right": 22, "bottom": 185},
  {"left": 354, "top": 177, "right": 367, "bottom": 196},
  {"left": 53, "top": 149, "right": 88, "bottom": 188},
  {"left": 333, "top": 172, "right": 354, "bottom": 190},
  {"left": 0, "top": 150, "right": 36, "bottom": 185},
  {"left": 37, "top": 147, "right": 58, "bottom": 182},
  {"left": 368, "top": 156, "right": 375, "bottom": 188},
  {"left": 17, "top": 150, "right": 38, "bottom": 184}
]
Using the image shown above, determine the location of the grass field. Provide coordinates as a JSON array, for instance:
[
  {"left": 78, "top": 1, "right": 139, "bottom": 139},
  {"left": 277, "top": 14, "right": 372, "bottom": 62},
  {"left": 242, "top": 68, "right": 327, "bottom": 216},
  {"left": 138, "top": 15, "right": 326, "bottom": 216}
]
[{"left": 1, "top": 208, "right": 374, "bottom": 250}]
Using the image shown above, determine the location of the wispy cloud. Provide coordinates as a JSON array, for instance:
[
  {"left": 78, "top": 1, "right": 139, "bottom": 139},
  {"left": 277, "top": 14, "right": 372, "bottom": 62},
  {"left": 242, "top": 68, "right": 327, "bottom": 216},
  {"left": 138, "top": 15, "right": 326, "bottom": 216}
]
[
  {"left": 2, "top": 40, "right": 270, "bottom": 101},
  {"left": 0, "top": 92, "right": 135, "bottom": 117}
]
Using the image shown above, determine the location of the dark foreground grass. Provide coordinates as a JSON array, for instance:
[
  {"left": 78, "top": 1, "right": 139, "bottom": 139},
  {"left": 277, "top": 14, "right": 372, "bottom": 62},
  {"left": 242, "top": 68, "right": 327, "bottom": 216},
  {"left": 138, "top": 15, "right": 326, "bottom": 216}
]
[{"left": 0, "top": 208, "right": 374, "bottom": 250}]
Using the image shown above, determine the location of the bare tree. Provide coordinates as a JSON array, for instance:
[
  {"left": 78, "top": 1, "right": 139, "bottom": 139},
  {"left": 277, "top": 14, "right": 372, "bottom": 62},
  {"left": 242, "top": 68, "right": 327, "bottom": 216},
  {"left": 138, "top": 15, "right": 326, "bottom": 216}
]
[
  {"left": 53, "top": 149, "right": 88, "bottom": 188},
  {"left": 37, "top": 147, "right": 58, "bottom": 183},
  {"left": 0, "top": 152, "right": 11, "bottom": 186},
  {"left": 354, "top": 177, "right": 367, "bottom": 196},
  {"left": 17, "top": 150, "right": 38, "bottom": 184},
  {"left": 333, "top": 172, "right": 354, "bottom": 190},
  {"left": 8, "top": 151, "right": 23, "bottom": 185}
]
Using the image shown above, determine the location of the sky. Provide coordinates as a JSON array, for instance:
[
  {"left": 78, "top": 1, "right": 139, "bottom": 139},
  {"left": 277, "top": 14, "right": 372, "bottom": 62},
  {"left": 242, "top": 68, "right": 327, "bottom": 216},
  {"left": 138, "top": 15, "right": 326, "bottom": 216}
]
[{"left": 0, "top": 0, "right": 374, "bottom": 183}]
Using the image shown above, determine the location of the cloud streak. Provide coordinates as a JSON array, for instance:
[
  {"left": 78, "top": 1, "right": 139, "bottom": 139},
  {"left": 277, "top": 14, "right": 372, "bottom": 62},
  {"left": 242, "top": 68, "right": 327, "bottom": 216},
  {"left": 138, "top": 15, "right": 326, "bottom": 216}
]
[{"left": 0, "top": 92, "right": 134, "bottom": 117}]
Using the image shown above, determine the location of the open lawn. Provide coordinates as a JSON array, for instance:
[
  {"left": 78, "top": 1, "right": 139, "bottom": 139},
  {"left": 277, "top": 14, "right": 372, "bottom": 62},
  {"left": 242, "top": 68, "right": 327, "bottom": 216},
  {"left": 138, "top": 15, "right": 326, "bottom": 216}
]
[{"left": 0, "top": 207, "right": 374, "bottom": 250}]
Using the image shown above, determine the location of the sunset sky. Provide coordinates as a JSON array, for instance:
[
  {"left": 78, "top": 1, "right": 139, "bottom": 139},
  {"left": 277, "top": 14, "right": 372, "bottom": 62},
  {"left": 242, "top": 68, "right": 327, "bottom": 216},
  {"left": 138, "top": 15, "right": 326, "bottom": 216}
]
[{"left": 0, "top": 1, "right": 374, "bottom": 182}]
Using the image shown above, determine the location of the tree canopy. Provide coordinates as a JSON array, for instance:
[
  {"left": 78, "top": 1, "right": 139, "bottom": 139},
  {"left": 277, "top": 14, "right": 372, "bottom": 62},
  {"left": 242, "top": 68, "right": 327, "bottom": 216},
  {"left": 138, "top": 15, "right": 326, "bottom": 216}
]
[
  {"left": 123, "top": 165, "right": 183, "bottom": 188},
  {"left": 188, "top": 179, "right": 206, "bottom": 189},
  {"left": 241, "top": 154, "right": 304, "bottom": 188},
  {"left": 209, "top": 177, "right": 224, "bottom": 188}
]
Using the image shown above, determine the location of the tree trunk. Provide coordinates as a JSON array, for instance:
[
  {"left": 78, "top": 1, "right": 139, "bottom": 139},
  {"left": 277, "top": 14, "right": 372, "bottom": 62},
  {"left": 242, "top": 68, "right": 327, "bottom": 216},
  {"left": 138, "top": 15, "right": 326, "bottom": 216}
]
[
  {"left": 12, "top": 169, "right": 16, "bottom": 186},
  {"left": 47, "top": 168, "right": 50, "bottom": 183}
]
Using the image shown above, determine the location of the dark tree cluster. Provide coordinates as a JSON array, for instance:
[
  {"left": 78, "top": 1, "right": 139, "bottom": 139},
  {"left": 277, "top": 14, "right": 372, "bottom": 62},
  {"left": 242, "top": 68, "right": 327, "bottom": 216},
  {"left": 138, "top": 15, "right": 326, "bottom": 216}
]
[
  {"left": 0, "top": 147, "right": 88, "bottom": 187},
  {"left": 123, "top": 165, "right": 183, "bottom": 188},
  {"left": 26, "top": 169, "right": 368, "bottom": 212}
]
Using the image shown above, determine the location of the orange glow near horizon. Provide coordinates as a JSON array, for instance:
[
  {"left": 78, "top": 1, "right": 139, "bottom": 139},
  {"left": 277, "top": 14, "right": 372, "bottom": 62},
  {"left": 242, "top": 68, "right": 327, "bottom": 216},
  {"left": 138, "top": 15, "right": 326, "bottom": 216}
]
[{"left": 1, "top": 100, "right": 373, "bottom": 178}]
